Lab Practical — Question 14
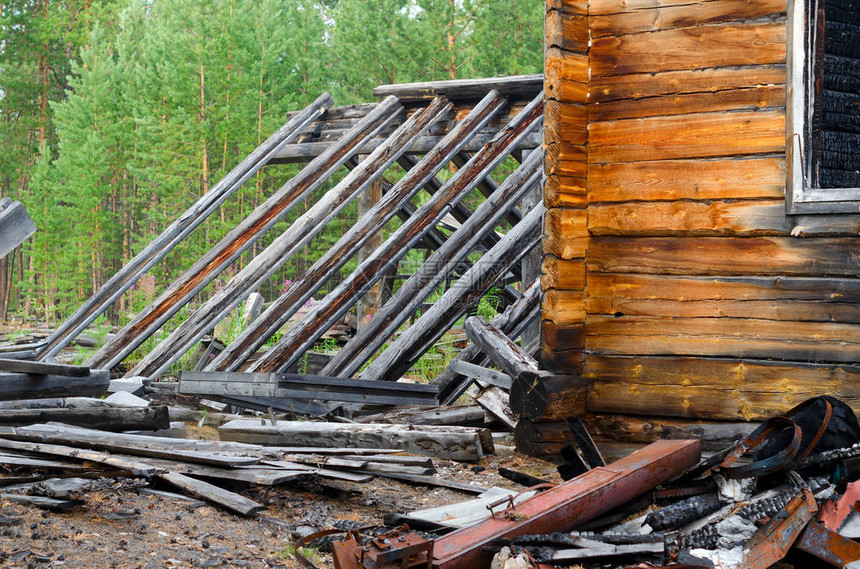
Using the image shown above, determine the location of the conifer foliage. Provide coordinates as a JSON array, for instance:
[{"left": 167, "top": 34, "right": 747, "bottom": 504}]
[{"left": 0, "top": 0, "right": 543, "bottom": 325}]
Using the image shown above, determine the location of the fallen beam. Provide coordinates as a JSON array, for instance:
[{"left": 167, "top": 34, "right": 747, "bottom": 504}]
[
  {"left": 179, "top": 371, "right": 439, "bottom": 407},
  {"left": 0, "top": 369, "right": 110, "bottom": 400},
  {"left": 159, "top": 471, "right": 265, "bottom": 517},
  {"left": 431, "top": 439, "right": 701, "bottom": 569},
  {"left": 0, "top": 198, "right": 36, "bottom": 261},
  {"left": 0, "top": 358, "right": 90, "bottom": 377},
  {"left": 0, "top": 405, "right": 169, "bottom": 432},
  {"left": 217, "top": 419, "right": 492, "bottom": 462}
]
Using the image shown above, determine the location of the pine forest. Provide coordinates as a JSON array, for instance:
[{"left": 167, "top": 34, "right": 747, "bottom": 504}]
[{"left": 0, "top": 0, "right": 544, "bottom": 336}]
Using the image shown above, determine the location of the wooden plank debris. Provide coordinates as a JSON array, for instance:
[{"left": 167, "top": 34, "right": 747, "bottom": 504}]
[
  {"left": 0, "top": 369, "right": 110, "bottom": 401},
  {"left": 0, "top": 405, "right": 169, "bottom": 432},
  {"left": 0, "top": 358, "right": 90, "bottom": 377},
  {"left": 179, "top": 371, "right": 439, "bottom": 407},
  {"left": 37, "top": 93, "right": 334, "bottom": 360},
  {"left": 208, "top": 90, "right": 508, "bottom": 373},
  {"left": 218, "top": 419, "right": 492, "bottom": 462},
  {"left": 0, "top": 437, "right": 161, "bottom": 476},
  {"left": 373, "top": 74, "right": 543, "bottom": 102},
  {"left": 159, "top": 471, "right": 265, "bottom": 517},
  {"left": 0, "top": 198, "right": 36, "bottom": 262}
]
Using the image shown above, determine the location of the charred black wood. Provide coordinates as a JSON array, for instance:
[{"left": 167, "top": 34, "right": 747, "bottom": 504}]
[
  {"left": 558, "top": 444, "right": 590, "bottom": 481},
  {"left": 257, "top": 94, "right": 542, "bottom": 375},
  {"left": 180, "top": 371, "right": 439, "bottom": 407},
  {"left": 208, "top": 92, "right": 506, "bottom": 374},
  {"left": 565, "top": 416, "right": 606, "bottom": 468},
  {"left": 0, "top": 369, "right": 109, "bottom": 400},
  {"left": 824, "top": 54, "right": 860, "bottom": 93},
  {"left": 38, "top": 94, "right": 333, "bottom": 360},
  {"left": 0, "top": 405, "right": 169, "bottom": 432},
  {"left": 497, "top": 467, "right": 551, "bottom": 488},
  {"left": 644, "top": 493, "right": 722, "bottom": 531},
  {"left": 826, "top": 20, "right": 860, "bottom": 59},
  {"left": 126, "top": 96, "right": 414, "bottom": 378},
  {"left": 321, "top": 150, "right": 542, "bottom": 378},
  {"left": 359, "top": 203, "right": 543, "bottom": 383}
]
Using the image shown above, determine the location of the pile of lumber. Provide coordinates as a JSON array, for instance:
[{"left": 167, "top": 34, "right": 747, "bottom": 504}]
[{"left": 0, "top": 421, "right": 496, "bottom": 516}]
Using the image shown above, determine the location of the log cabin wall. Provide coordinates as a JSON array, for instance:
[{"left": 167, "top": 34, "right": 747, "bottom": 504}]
[{"left": 542, "top": 0, "right": 860, "bottom": 422}]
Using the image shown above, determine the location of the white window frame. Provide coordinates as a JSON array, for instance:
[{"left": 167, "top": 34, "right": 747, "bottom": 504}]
[{"left": 786, "top": 0, "right": 860, "bottom": 214}]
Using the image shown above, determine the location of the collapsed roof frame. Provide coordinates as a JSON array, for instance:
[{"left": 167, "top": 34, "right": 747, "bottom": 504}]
[{"left": 38, "top": 74, "right": 545, "bottom": 396}]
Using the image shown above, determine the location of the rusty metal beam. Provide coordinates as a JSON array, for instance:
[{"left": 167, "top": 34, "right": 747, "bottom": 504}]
[
  {"left": 430, "top": 439, "right": 701, "bottom": 569},
  {"left": 744, "top": 487, "right": 818, "bottom": 569}
]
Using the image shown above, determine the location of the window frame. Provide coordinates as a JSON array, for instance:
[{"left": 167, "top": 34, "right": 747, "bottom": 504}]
[{"left": 786, "top": 0, "right": 860, "bottom": 214}]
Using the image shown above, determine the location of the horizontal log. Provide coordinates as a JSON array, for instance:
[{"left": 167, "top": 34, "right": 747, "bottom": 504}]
[
  {"left": 542, "top": 289, "right": 585, "bottom": 325},
  {"left": 589, "top": 110, "right": 785, "bottom": 163},
  {"left": 541, "top": 256, "right": 586, "bottom": 290},
  {"left": 583, "top": 412, "right": 756, "bottom": 450},
  {"left": 544, "top": 208, "right": 588, "bottom": 259},
  {"left": 0, "top": 358, "right": 90, "bottom": 377},
  {"left": 588, "top": 157, "right": 785, "bottom": 202},
  {"left": 0, "top": 369, "right": 109, "bottom": 400},
  {"left": 585, "top": 274, "right": 860, "bottom": 323},
  {"left": 0, "top": 406, "right": 169, "bottom": 432},
  {"left": 587, "top": 236, "right": 860, "bottom": 277},
  {"left": 180, "top": 371, "right": 439, "bottom": 407},
  {"left": 585, "top": 315, "right": 860, "bottom": 362},
  {"left": 591, "top": 85, "right": 785, "bottom": 122},
  {"left": 0, "top": 437, "right": 160, "bottom": 476},
  {"left": 510, "top": 372, "right": 588, "bottom": 421},
  {"left": 588, "top": 199, "right": 791, "bottom": 236},
  {"left": 546, "top": 9, "right": 588, "bottom": 52},
  {"left": 544, "top": 175, "right": 586, "bottom": 208},
  {"left": 372, "top": 74, "right": 543, "bottom": 102},
  {"left": 590, "top": 22, "right": 786, "bottom": 76},
  {"left": 218, "top": 420, "right": 493, "bottom": 462},
  {"left": 584, "top": 355, "right": 860, "bottom": 420},
  {"left": 353, "top": 406, "right": 488, "bottom": 426},
  {"left": 545, "top": 145, "right": 587, "bottom": 180},
  {"left": 591, "top": 65, "right": 787, "bottom": 103},
  {"left": 590, "top": 0, "right": 770, "bottom": 15},
  {"left": 590, "top": 0, "right": 785, "bottom": 37}
]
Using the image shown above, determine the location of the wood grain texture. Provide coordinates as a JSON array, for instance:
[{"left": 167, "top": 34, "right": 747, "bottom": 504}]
[
  {"left": 590, "top": 0, "right": 785, "bottom": 37},
  {"left": 545, "top": 100, "right": 587, "bottom": 147},
  {"left": 545, "top": 175, "right": 586, "bottom": 208},
  {"left": 589, "top": 110, "right": 785, "bottom": 163},
  {"left": 543, "top": 289, "right": 586, "bottom": 325},
  {"left": 585, "top": 315, "right": 860, "bottom": 362},
  {"left": 586, "top": 273, "right": 860, "bottom": 322},
  {"left": 547, "top": 0, "right": 588, "bottom": 15},
  {"left": 585, "top": 355, "right": 860, "bottom": 420},
  {"left": 588, "top": 199, "right": 792, "bottom": 236},
  {"left": 546, "top": 8, "right": 588, "bottom": 52},
  {"left": 591, "top": 22, "right": 786, "bottom": 76},
  {"left": 587, "top": 236, "right": 860, "bottom": 276},
  {"left": 544, "top": 207, "right": 588, "bottom": 259},
  {"left": 583, "top": 412, "right": 757, "bottom": 450},
  {"left": 591, "top": 86, "right": 785, "bottom": 121},
  {"left": 588, "top": 157, "right": 785, "bottom": 202},
  {"left": 545, "top": 48, "right": 589, "bottom": 104},
  {"left": 542, "top": 256, "right": 586, "bottom": 290},
  {"left": 589, "top": 64, "right": 786, "bottom": 103},
  {"left": 591, "top": 65, "right": 786, "bottom": 103}
]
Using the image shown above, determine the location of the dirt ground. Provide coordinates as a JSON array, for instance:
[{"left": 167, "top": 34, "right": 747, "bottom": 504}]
[{"left": 0, "top": 434, "right": 563, "bottom": 569}]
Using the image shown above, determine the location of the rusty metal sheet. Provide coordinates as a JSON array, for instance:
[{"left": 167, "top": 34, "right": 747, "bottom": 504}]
[
  {"left": 743, "top": 487, "right": 818, "bottom": 569},
  {"left": 431, "top": 439, "right": 701, "bottom": 569},
  {"left": 796, "top": 518, "right": 860, "bottom": 566},
  {"left": 819, "top": 479, "right": 860, "bottom": 534}
]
